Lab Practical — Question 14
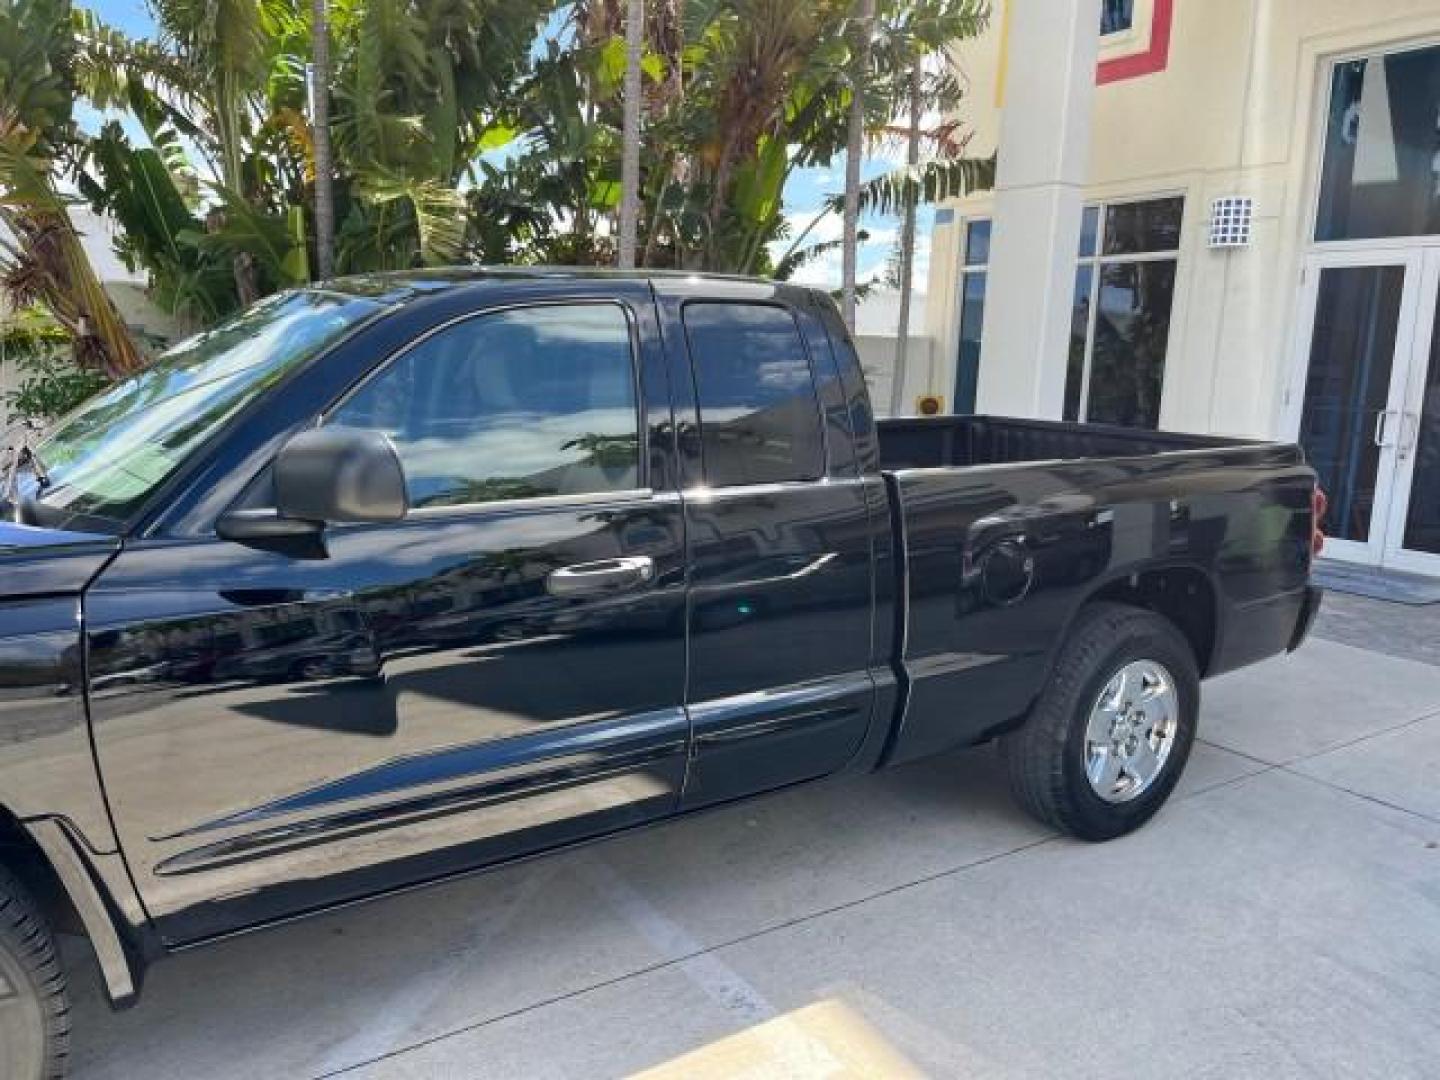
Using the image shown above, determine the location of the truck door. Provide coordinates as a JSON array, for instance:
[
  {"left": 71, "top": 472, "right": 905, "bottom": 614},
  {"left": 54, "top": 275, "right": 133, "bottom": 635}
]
[
  {"left": 86, "top": 294, "right": 689, "bottom": 943},
  {"left": 656, "top": 285, "right": 881, "bottom": 808}
]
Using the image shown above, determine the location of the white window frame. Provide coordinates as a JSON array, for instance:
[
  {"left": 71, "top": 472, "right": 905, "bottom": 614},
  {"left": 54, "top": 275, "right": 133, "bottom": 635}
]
[
  {"left": 1069, "top": 196, "right": 1184, "bottom": 426},
  {"left": 1304, "top": 38, "right": 1440, "bottom": 254},
  {"left": 1276, "top": 22, "right": 1440, "bottom": 439},
  {"left": 959, "top": 217, "right": 990, "bottom": 275},
  {"left": 953, "top": 217, "right": 991, "bottom": 413}
]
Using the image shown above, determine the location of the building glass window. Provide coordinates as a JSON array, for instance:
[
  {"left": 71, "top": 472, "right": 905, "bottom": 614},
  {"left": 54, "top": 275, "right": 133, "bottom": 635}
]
[
  {"left": 1317, "top": 46, "right": 1440, "bottom": 242},
  {"left": 1065, "top": 196, "right": 1184, "bottom": 429},
  {"left": 963, "top": 218, "right": 991, "bottom": 266},
  {"left": 1103, "top": 197, "right": 1185, "bottom": 254},
  {"left": 1101, "top": 0, "right": 1134, "bottom": 35},
  {"left": 1065, "top": 265, "right": 1095, "bottom": 422},
  {"left": 1078, "top": 205, "right": 1100, "bottom": 258},
  {"left": 954, "top": 218, "right": 990, "bottom": 413}
]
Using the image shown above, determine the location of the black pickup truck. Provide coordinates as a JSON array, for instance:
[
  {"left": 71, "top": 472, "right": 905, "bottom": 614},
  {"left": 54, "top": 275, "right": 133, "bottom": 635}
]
[{"left": 0, "top": 270, "right": 1321, "bottom": 1077}]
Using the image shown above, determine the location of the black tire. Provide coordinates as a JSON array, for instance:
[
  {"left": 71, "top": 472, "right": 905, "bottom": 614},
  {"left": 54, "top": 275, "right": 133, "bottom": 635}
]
[
  {"left": 0, "top": 865, "right": 70, "bottom": 1080},
  {"left": 1001, "top": 602, "right": 1199, "bottom": 841}
]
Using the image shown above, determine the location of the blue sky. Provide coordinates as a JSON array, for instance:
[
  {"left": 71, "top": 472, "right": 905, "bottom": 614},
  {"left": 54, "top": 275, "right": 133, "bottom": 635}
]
[{"left": 82, "top": 1, "right": 927, "bottom": 330}]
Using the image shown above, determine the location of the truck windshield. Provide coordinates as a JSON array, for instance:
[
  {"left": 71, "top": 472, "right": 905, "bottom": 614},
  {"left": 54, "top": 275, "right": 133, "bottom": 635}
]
[{"left": 29, "top": 291, "right": 381, "bottom": 528}]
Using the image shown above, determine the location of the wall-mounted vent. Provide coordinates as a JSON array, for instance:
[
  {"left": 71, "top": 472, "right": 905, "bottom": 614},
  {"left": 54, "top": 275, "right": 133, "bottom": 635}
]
[{"left": 1209, "top": 196, "right": 1253, "bottom": 249}]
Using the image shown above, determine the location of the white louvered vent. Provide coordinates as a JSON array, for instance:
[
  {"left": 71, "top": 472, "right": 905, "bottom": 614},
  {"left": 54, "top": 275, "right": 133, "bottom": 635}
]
[{"left": 1209, "top": 196, "right": 1254, "bottom": 249}]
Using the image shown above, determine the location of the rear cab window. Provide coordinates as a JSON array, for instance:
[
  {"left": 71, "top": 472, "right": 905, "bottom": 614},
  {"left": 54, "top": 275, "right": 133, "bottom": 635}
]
[{"left": 681, "top": 302, "right": 826, "bottom": 487}]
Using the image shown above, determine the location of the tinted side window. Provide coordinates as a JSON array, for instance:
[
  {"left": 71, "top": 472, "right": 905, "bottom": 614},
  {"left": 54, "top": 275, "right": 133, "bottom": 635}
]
[
  {"left": 331, "top": 304, "right": 640, "bottom": 508},
  {"left": 683, "top": 303, "right": 825, "bottom": 487}
]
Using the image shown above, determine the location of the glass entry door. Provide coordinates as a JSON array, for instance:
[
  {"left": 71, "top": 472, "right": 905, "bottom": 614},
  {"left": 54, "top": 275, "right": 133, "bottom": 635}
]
[
  {"left": 1384, "top": 251, "right": 1440, "bottom": 574},
  {"left": 1292, "top": 249, "right": 1440, "bottom": 573}
]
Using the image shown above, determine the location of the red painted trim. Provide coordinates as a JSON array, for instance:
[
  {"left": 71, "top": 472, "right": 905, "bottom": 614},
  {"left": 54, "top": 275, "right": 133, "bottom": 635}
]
[{"left": 1097, "top": 0, "right": 1174, "bottom": 85}]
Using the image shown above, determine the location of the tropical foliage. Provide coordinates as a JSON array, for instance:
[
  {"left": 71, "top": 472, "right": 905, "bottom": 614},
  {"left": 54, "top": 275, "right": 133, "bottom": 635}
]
[
  {"left": 0, "top": 0, "right": 145, "bottom": 377},
  {"left": 71, "top": 0, "right": 553, "bottom": 321},
  {"left": 0, "top": 0, "right": 993, "bottom": 405},
  {"left": 0, "top": 303, "right": 108, "bottom": 418}
]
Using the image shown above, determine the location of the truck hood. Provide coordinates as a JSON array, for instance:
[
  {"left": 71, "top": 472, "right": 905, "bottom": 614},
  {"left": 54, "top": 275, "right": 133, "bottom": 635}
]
[{"left": 0, "top": 520, "right": 120, "bottom": 597}]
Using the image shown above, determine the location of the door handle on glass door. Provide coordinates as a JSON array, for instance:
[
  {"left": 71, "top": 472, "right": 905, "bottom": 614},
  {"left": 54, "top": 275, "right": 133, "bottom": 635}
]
[
  {"left": 1374, "top": 409, "right": 1400, "bottom": 448},
  {"left": 546, "top": 556, "right": 655, "bottom": 597}
]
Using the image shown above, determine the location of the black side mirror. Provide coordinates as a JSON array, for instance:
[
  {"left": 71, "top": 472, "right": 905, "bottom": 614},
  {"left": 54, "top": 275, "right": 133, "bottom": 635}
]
[
  {"left": 217, "top": 427, "right": 407, "bottom": 556},
  {"left": 273, "top": 427, "right": 408, "bottom": 524}
]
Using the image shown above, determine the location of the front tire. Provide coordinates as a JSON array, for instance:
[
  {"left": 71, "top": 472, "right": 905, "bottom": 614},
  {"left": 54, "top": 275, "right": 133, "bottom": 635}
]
[
  {"left": 1002, "top": 603, "right": 1199, "bottom": 841},
  {"left": 0, "top": 865, "right": 70, "bottom": 1080}
]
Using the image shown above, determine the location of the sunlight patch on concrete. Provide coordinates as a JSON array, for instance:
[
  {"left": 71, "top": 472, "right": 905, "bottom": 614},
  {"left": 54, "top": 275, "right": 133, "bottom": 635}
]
[{"left": 628, "top": 999, "right": 921, "bottom": 1080}]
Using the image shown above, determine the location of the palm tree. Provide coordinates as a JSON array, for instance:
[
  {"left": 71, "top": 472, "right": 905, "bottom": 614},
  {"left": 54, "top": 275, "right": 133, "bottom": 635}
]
[
  {"left": 75, "top": 0, "right": 549, "bottom": 297},
  {"left": 310, "top": 0, "right": 335, "bottom": 279},
  {"left": 890, "top": 58, "right": 922, "bottom": 415},
  {"left": 59, "top": 0, "right": 992, "bottom": 339},
  {"left": 503, "top": 0, "right": 855, "bottom": 274},
  {"left": 887, "top": 0, "right": 988, "bottom": 413},
  {"left": 840, "top": 0, "right": 873, "bottom": 331},
  {"left": 75, "top": 0, "right": 289, "bottom": 309},
  {"left": 617, "top": 0, "right": 644, "bottom": 268},
  {"left": 669, "top": 0, "right": 855, "bottom": 272},
  {"left": 0, "top": 0, "right": 144, "bottom": 378}
]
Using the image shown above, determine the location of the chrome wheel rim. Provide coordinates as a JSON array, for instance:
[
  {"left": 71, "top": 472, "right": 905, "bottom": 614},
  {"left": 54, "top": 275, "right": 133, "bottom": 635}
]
[{"left": 1083, "top": 659, "right": 1180, "bottom": 804}]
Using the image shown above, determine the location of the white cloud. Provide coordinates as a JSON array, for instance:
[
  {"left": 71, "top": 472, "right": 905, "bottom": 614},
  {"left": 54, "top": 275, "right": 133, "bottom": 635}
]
[
  {"left": 764, "top": 225, "right": 934, "bottom": 338},
  {"left": 768, "top": 208, "right": 924, "bottom": 290},
  {"left": 786, "top": 246, "right": 841, "bottom": 287}
]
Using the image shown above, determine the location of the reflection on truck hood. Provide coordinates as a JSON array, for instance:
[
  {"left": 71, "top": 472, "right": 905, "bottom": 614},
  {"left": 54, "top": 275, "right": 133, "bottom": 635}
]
[{"left": 0, "top": 520, "right": 119, "bottom": 597}]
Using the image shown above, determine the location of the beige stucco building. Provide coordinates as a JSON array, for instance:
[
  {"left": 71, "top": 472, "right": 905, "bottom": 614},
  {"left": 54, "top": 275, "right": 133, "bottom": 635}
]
[{"left": 921, "top": 0, "right": 1440, "bottom": 577}]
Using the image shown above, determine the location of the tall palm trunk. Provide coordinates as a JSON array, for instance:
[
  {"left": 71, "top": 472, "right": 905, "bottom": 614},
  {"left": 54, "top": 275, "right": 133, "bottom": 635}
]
[
  {"left": 310, "top": 0, "right": 335, "bottom": 279},
  {"left": 890, "top": 60, "right": 922, "bottom": 417},
  {"left": 840, "top": 0, "right": 873, "bottom": 331},
  {"left": 640, "top": 0, "right": 683, "bottom": 268},
  {"left": 617, "top": 0, "right": 644, "bottom": 269}
]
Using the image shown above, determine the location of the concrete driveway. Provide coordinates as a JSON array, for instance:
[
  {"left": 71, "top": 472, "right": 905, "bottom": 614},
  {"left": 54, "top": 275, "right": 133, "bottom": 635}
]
[{"left": 66, "top": 598, "right": 1440, "bottom": 1078}]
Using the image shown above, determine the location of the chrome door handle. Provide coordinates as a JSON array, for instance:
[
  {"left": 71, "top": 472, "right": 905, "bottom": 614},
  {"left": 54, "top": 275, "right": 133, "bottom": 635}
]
[
  {"left": 546, "top": 556, "right": 655, "bottom": 597},
  {"left": 1374, "top": 409, "right": 1400, "bottom": 448}
]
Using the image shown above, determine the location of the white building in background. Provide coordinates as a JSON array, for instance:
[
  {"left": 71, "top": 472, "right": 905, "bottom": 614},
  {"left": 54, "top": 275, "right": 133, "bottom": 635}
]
[
  {"left": 852, "top": 288, "right": 933, "bottom": 417},
  {"left": 917, "top": 0, "right": 1440, "bottom": 577}
]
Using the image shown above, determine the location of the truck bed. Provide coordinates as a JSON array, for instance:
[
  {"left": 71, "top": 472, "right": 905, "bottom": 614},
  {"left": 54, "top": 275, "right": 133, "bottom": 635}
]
[
  {"left": 874, "top": 414, "right": 1317, "bottom": 767},
  {"left": 876, "top": 414, "right": 1240, "bottom": 470}
]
